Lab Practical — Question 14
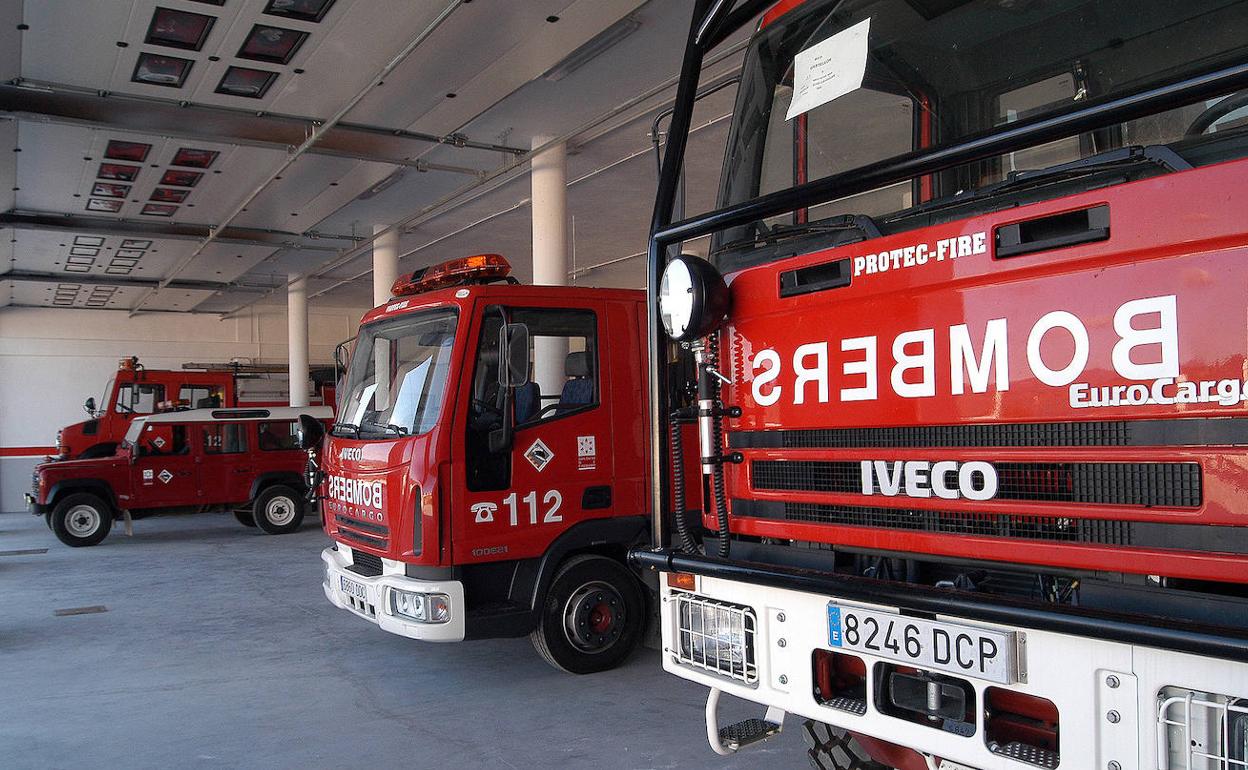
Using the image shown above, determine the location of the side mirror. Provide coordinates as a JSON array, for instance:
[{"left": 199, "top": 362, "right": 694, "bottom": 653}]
[
  {"left": 498, "top": 323, "right": 530, "bottom": 388},
  {"left": 296, "top": 414, "right": 326, "bottom": 451},
  {"left": 84, "top": 397, "right": 96, "bottom": 415}
]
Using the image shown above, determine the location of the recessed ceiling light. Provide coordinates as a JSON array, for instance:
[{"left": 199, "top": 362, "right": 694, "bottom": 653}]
[
  {"left": 216, "top": 66, "right": 277, "bottom": 99},
  {"left": 98, "top": 163, "right": 140, "bottom": 181},
  {"left": 92, "top": 182, "right": 131, "bottom": 198},
  {"left": 86, "top": 198, "right": 124, "bottom": 213},
  {"left": 132, "top": 53, "right": 194, "bottom": 88},
  {"left": 150, "top": 188, "right": 190, "bottom": 203},
  {"left": 161, "top": 169, "right": 203, "bottom": 187},
  {"left": 171, "top": 148, "right": 219, "bottom": 168},
  {"left": 104, "top": 140, "right": 152, "bottom": 162},
  {"left": 145, "top": 7, "right": 216, "bottom": 51},
  {"left": 75, "top": 236, "right": 106, "bottom": 247},
  {"left": 263, "top": 0, "right": 336, "bottom": 23},
  {"left": 238, "top": 24, "right": 308, "bottom": 64},
  {"left": 141, "top": 203, "right": 179, "bottom": 217},
  {"left": 546, "top": 15, "right": 560, "bottom": 22},
  {"left": 121, "top": 240, "right": 152, "bottom": 249}
]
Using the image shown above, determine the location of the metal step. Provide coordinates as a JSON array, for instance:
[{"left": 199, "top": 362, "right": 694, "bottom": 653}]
[{"left": 718, "top": 718, "right": 782, "bottom": 751}]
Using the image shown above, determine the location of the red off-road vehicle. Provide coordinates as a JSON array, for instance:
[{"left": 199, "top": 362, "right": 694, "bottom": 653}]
[{"left": 29, "top": 406, "right": 332, "bottom": 547}]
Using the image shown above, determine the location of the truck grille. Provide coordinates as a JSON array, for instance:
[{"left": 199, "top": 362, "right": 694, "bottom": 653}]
[
  {"left": 334, "top": 515, "right": 389, "bottom": 551},
  {"left": 349, "top": 549, "right": 383, "bottom": 577},
  {"left": 751, "top": 460, "right": 1202, "bottom": 508}
]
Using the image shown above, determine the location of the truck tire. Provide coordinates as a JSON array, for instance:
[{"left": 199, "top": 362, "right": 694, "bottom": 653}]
[
  {"left": 803, "top": 721, "right": 890, "bottom": 770},
  {"left": 234, "top": 510, "right": 256, "bottom": 528},
  {"left": 252, "top": 485, "right": 304, "bottom": 535},
  {"left": 50, "top": 493, "right": 113, "bottom": 548},
  {"left": 77, "top": 443, "right": 117, "bottom": 460},
  {"left": 529, "top": 554, "right": 644, "bottom": 675}
]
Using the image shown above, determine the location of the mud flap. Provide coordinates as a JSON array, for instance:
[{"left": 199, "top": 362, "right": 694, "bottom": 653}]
[{"left": 122, "top": 508, "right": 133, "bottom": 536}]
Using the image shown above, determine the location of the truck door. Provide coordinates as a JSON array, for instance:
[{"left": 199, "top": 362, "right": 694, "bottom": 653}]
[
  {"left": 456, "top": 303, "right": 614, "bottom": 564},
  {"left": 197, "top": 422, "right": 251, "bottom": 505},
  {"left": 131, "top": 423, "right": 199, "bottom": 508}
]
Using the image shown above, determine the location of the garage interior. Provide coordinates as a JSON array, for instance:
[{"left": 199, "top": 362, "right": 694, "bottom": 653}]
[{"left": 0, "top": 0, "right": 813, "bottom": 766}]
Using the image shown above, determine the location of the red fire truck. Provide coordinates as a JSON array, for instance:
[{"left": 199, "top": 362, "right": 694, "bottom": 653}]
[
  {"left": 55, "top": 357, "right": 334, "bottom": 460},
  {"left": 306, "top": 254, "right": 683, "bottom": 674},
  {"left": 28, "top": 406, "right": 332, "bottom": 547},
  {"left": 635, "top": 0, "right": 1248, "bottom": 767}
]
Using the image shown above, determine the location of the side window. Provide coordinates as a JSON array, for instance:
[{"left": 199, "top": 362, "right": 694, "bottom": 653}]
[
  {"left": 203, "top": 423, "right": 247, "bottom": 454},
  {"left": 180, "top": 385, "right": 223, "bottom": 409},
  {"left": 465, "top": 307, "right": 507, "bottom": 492},
  {"left": 511, "top": 307, "right": 598, "bottom": 425},
  {"left": 257, "top": 421, "right": 298, "bottom": 451},
  {"left": 139, "top": 424, "right": 188, "bottom": 456},
  {"left": 116, "top": 383, "right": 166, "bottom": 414}
]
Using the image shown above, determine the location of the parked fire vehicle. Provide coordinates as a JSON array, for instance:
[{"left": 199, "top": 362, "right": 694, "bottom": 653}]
[
  {"left": 634, "top": 0, "right": 1248, "bottom": 767},
  {"left": 55, "top": 357, "right": 334, "bottom": 461},
  {"left": 307, "top": 254, "right": 686, "bottom": 674},
  {"left": 28, "top": 406, "right": 332, "bottom": 547}
]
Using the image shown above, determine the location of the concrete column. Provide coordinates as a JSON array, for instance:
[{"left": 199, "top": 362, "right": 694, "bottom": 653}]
[
  {"left": 530, "top": 136, "right": 569, "bottom": 400},
  {"left": 373, "top": 224, "right": 400, "bottom": 307},
  {"left": 287, "top": 274, "right": 309, "bottom": 408}
]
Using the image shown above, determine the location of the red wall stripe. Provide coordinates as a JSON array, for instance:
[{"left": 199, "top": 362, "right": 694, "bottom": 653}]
[{"left": 0, "top": 447, "right": 56, "bottom": 457}]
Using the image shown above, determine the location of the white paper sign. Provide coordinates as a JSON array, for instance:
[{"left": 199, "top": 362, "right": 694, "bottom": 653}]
[{"left": 785, "top": 18, "right": 871, "bottom": 121}]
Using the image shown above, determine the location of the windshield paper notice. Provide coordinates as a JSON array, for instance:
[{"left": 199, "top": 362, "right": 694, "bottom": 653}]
[{"left": 786, "top": 17, "right": 871, "bottom": 120}]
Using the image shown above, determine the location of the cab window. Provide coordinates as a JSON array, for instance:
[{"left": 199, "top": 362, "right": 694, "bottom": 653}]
[
  {"left": 257, "top": 421, "right": 298, "bottom": 451},
  {"left": 203, "top": 423, "right": 248, "bottom": 454},
  {"left": 116, "top": 383, "right": 165, "bottom": 414},
  {"left": 181, "top": 385, "right": 222, "bottom": 409}
]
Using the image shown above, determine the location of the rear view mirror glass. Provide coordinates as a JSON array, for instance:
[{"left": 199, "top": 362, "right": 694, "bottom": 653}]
[
  {"left": 498, "top": 323, "right": 530, "bottom": 388},
  {"left": 296, "top": 414, "right": 325, "bottom": 451}
]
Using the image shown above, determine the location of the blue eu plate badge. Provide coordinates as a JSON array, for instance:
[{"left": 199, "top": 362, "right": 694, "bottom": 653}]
[{"left": 827, "top": 604, "right": 842, "bottom": 647}]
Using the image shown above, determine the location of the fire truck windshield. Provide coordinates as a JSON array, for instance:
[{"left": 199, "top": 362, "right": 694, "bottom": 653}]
[
  {"left": 712, "top": 0, "right": 1248, "bottom": 270},
  {"left": 336, "top": 309, "right": 458, "bottom": 440}
]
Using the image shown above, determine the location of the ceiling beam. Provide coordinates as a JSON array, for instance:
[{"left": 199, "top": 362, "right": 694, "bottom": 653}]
[
  {"left": 0, "top": 82, "right": 526, "bottom": 167},
  {"left": 1, "top": 210, "right": 353, "bottom": 252},
  {"left": 0, "top": 269, "right": 271, "bottom": 292}
]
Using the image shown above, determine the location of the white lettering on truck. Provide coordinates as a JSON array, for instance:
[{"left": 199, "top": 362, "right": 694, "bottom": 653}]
[
  {"left": 861, "top": 460, "right": 998, "bottom": 501},
  {"left": 852, "top": 232, "right": 988, "bottom": 277},
  {"left": 750, "top": 293, "right": 1180, "bottom": 408},
  {"left": 325, "top": 474, "right": 384, "bottom": 513}
]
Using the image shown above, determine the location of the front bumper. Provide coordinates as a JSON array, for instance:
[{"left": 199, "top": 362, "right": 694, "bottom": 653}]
[
  {"left": 321, "top": 544, "right": 465, "bottom": 642},
  {"left": 660, "top": 574, "right": 1248, "bottom": 769},
  {"left": 25, "top": 494, "right": 47, "bottom": 515}
]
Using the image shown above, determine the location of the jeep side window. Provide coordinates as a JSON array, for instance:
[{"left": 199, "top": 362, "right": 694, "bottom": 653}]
[
  {"left": 203, "top": 423, "right": 247, "bottom": 454},
  {"left": 257, "top": 421, "right": 298, "bottom": 451},
  {"left": 116, "top": 384, "right": 165, "bottom": 414},
  {"left": 139, "top": 424, "right": 188, "bottom": 456}
]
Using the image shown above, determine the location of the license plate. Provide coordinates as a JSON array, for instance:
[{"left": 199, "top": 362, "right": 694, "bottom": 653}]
[
  {"left": 828, "top": 604, "right": 1020, "bottom": 685},
  {"left": 339, "top": 575, "right": 368, "bottom": 602}
]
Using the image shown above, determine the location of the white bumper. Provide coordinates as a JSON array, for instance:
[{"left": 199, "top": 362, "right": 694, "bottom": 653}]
[
  {"left": 321, "top": 544, "right": 465, "bottom": 642},
  {"left": 660, "top": 574, "right": 1248, "bottom": 769}
]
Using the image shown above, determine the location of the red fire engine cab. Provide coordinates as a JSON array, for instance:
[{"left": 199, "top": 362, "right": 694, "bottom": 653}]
[
  {"left": 55, "top": 357, "right": 334, "bottom": 461},
  {"left": 635, "top": 0, "right": 1248, "bottom": 767},
  {"left": 29, "top": 406, "right": 331, "bottom": 547},
  {"left": 307, "top": 254, "right": 665, "bottom": 674}
]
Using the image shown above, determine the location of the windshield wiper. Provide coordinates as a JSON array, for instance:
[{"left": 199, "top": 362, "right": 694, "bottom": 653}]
[
  {"left": 975, "top": 145, "right": 1189, "bottom": 201},
  {"left": 331, "top": 422, "right": 360, "bottom": 439},
  {"left": 716, "top": 214, "right": 883, "bottom": 253},
  {"left": 359, "top": 420, "right": 409, "bottom": 437}
]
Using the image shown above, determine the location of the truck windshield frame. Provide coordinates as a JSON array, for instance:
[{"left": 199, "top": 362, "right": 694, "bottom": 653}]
[
  {"left": 336, "top": 309, "right": 459, "bottom": 441},
  {"left": 709, "top": 0, "right": 1248, "bottom": 272}
]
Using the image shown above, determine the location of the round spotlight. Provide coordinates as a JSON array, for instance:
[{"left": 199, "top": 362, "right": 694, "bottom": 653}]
[{"left": 658, "top": 254, "right": 729, "bottom": 342}]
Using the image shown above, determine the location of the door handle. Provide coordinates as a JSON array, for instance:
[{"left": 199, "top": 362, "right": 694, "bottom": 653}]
[
  {"left": 995, "top": 204, "right": 1109, "bottom": 259},
  {"left": 233, "top": 468, "right": 252, "bottom": 473}
]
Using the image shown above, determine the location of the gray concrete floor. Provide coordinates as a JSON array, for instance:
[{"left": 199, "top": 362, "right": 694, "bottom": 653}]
[{"left": 0, "top": 511, "right": 808, "bottom": 769}]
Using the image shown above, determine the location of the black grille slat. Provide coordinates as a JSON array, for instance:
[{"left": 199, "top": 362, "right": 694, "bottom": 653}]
[
  {"left": 751, "top": 460, "right": 1201, "bottom": 508},
  {"left": 334, "top": 514, "right": 388, "bottom": 536},
  {"left": 769, "top": 501, "right": 1134, "bottom": 545},
  {"left": 729, "top": 417, "right": 1248, "bottom": 450},
  {"left": 349, "top": 549, "right": 383, "bottom": 577}
]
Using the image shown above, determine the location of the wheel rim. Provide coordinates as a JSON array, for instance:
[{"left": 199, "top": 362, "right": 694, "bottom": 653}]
[
  {"left": 265, "top": 496, "right": 296, "bottom": 526},
  {"left": 65, "top": 505, "right": 101, "bottom": 537},
  {"left": 562, "top": 580, "right": 626, "bottom": 654}
]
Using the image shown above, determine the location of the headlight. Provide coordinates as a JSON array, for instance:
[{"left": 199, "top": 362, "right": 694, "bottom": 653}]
[
  {"left": 658, "top": 254, "right": 730, "bottom": 342},
  {"left": 389, "top": 588, "right": 450, "bottom": 624},
  {"left": 674, "top": 594, "right": 757, "bottom": 684}
]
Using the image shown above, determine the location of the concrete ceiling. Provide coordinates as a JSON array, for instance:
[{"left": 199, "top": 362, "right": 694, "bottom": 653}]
[{"left": 0, "top": 0, "right": 752, "bottom": 316}]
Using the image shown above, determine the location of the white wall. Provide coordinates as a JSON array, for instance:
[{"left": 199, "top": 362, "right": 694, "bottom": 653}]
[{"left": 0, "top": 303, "right": 368, "bottom": 511}]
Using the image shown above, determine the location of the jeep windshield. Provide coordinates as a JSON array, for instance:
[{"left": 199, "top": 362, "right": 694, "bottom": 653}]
[
  {"left": 335, "top": 309, "right": 458, "bottom": 440},
  {"left": 711, "top": 0, "right": 1248, "bottom": 271}
]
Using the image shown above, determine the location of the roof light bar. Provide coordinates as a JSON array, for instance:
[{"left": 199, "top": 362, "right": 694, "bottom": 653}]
[{"left": 391, "top": 254, "right": 512, "bottom": 296}]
